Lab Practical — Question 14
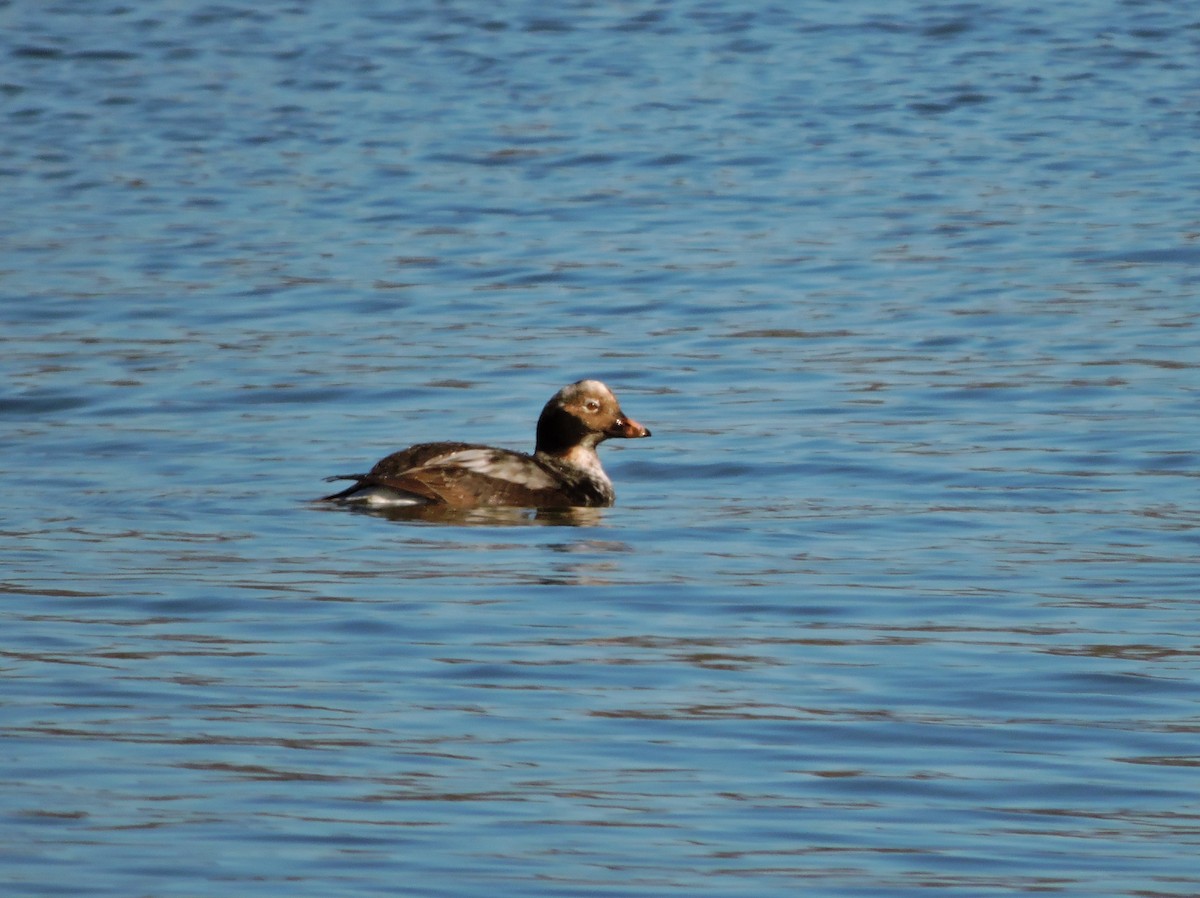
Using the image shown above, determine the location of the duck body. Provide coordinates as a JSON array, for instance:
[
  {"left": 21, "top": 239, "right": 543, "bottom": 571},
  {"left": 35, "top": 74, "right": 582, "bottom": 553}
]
[{"left": 321, "top": 380, "right": 650, "bottom": 509}]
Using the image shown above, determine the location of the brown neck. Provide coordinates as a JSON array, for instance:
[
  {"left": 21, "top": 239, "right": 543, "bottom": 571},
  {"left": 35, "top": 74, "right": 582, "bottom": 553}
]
[{"left": 535, "top": 406, "right": 591, "bottom": 456}]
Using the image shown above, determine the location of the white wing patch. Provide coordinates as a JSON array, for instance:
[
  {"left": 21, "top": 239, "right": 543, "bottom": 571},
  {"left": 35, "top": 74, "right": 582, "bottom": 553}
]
[
  {"left": 430, "top": 449, "right": 557, "bottom": 490},
  {"left": 345, "top": 486, "right": 427, "bottom": 507}
]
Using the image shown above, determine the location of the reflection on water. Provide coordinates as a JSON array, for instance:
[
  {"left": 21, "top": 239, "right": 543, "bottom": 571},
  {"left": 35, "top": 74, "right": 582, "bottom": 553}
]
[
  {"left": 314, "top": 501, "right": 608, "bottom": 528},
  {"left": 2, "top": 1, "right": 1199, "bottom": 897}
]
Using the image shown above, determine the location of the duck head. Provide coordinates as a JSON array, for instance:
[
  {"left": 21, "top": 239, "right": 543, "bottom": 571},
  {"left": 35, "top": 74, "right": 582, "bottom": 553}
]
[{"left": 535, "top": 379, "right": 651, "bottom": 456}]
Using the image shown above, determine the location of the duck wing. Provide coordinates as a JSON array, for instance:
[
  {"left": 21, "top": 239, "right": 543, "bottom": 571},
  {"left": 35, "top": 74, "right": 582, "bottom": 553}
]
[
  {"left": 323, "top": 444, "right": 572, "bottom": 507},
  {"left": 379, "top": 447, "right": 565, "bottom": 507},
  {"left": 320, "top": 442, "right": 476, "bottom": 503}
]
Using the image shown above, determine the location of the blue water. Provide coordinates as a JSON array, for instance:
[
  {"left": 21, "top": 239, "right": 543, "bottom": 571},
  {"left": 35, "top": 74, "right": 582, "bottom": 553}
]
[{"left": 2, "top": 1, "right": 1198, "bottom": 896}]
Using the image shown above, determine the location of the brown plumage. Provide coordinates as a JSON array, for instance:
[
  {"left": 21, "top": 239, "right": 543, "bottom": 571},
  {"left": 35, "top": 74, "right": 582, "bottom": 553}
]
[{"left": 321, "top": 380, "right": 650, "bottom": 508}]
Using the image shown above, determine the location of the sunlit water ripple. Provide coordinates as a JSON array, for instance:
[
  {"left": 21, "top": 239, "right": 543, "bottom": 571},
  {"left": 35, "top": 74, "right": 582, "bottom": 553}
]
[{"left": 2, "top": 2, "right": 1198, "bottom": 896}]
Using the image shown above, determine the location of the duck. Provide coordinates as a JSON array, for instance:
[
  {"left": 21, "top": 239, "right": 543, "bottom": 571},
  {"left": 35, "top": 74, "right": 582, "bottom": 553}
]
[{"left": 321, "top": 379, "right": 651, "bottom": 508}]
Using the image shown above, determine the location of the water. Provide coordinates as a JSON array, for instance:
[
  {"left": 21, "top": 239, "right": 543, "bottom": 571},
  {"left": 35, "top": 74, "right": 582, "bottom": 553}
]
[{"left": 2, "top": 1, "right": 1198, "bottom": 895}]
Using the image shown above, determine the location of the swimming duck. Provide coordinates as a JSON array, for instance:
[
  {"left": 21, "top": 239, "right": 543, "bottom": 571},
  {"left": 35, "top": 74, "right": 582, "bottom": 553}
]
[{"left": 321, "top": 379, "right": 650, "bottom": 508}]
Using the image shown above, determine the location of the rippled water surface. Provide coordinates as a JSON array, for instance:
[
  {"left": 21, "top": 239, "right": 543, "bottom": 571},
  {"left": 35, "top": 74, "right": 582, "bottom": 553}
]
[{"left": 3, "top": 1, "right": 1199, "bottom": 896}]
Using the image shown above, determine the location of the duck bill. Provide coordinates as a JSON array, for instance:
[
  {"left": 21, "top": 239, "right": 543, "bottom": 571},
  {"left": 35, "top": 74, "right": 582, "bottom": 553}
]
[{"left": 607, "top": 415, "right": 651, "bottom": 439}]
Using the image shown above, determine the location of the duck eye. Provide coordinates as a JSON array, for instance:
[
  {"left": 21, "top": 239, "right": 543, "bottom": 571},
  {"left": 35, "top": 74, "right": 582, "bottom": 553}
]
[{"left": 584, "top": 399, "right": 601, "bottom": 413}]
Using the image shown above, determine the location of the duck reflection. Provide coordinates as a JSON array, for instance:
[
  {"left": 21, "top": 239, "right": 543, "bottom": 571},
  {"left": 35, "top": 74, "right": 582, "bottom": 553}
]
[{"left": 323, "top": 501, "right": 607, "bottom": 528}]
